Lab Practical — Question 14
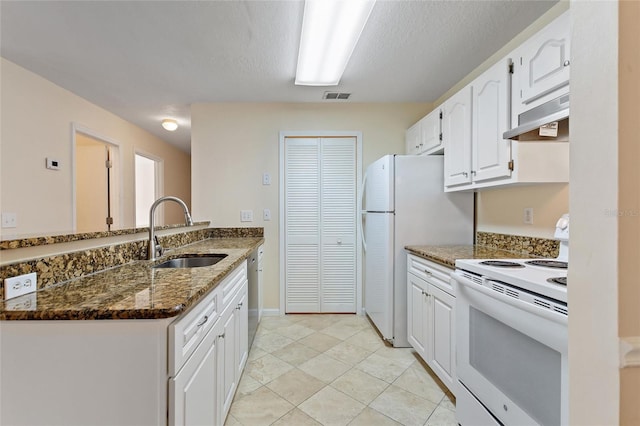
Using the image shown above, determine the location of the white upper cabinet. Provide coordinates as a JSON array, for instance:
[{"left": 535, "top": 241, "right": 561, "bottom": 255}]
[
  {"left": 420, "top": 109, "right": 443, "bottom": 154},
  {"left": 443, "top": 85, "right": 472, "bottom": 188},
  {"left": 512, "top": 10, "right": 570, "bottom": 120},
  {"left": 405, "top": 108, "right": 443, "bottom": 155},
  {"left": 472, "top": 58, "right": 512, "bottom": 183},
  {"left": 405, "top": 121, "right": 421, "bottom": 155},
  {"left": 444, "top": 10, "right": 571, "bottom": 192}
]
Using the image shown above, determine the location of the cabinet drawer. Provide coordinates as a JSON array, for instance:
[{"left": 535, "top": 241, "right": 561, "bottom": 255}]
[
  {"left": 408, "top": 254, "right": 454, "bottom": 296},
  {"left": 169, "top": 286, "right": 220, "bottom": 377},
  {"left": 221, "top": 263, "right": 248, "bottom": 309}
]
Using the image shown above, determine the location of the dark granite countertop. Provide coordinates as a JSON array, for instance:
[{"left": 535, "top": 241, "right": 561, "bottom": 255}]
[
  {"left": 0, "top": 237, "right": 264, "bottom": 321},
  {"left": 405, "top": 245, "right": 534, "bottom": 269}
]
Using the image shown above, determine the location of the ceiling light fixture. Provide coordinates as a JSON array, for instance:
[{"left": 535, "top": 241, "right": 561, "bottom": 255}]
[
  {"left": 295, "top": 0, "right": 376, "bottom": 86},
  {"left": 161, "top": 119, "right": 178, "bottom": 131}
]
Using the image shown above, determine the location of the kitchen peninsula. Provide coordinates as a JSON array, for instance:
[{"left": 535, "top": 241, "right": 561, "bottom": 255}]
[{"left": 0, "top": 227, "right": 263, "bottom": 426}]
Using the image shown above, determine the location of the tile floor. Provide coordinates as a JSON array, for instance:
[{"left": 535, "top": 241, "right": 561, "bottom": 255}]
[{"left": 226, "top": 314, "right": 456, "bottom": 426}]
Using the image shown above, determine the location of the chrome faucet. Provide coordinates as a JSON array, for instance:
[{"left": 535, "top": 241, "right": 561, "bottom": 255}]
[{"left": 148, "top": 196, "right": 194, "bottom": 261}]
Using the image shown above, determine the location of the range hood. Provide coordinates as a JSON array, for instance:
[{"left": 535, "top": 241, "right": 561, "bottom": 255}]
[{"left": 504, "top": 94, "right": 569, "bottom": 140}]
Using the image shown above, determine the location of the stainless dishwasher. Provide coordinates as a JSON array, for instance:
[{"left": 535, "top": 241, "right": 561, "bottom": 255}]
[{"left": 247, "top": 249, "right": 259, "bottom": 348}]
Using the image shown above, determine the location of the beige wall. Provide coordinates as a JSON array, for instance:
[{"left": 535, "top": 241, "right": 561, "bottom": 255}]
[
  {"left": 191, "top": 102, "right": 431, "bottom": 310},
  {"left": 569, "top": 1, "right": 619, "bottom": 423},
  {"left": 0, "top": 58, "right": 191, "bottom": 238},
  {"left": 477, "top": 184, "right": 569, "bottom": 239},
  {"left": 618, "top": 0, "right": 640, "bottom": 423}
]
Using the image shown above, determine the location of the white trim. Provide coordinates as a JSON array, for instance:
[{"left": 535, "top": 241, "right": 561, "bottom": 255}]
[
  {"left": 278, "top": 131, "right": 363, "bottom": 316},
  {"left": 260, "top": 309, "right": 282, "bottom": 317},
  {"left": 71, "top": 123, "right": 123, "bottom": 232},
  {"left": 620, "top": 336, "right": 640, "bottom": 368}
]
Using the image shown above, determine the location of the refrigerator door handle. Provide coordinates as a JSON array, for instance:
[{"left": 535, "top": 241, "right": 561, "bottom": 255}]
[{"left": 359, "top": 173, "right": 368, "bottom": 252}]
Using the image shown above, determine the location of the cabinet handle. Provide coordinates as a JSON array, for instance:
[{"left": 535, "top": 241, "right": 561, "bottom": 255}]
[
  {"left": 218, "top": 333, "right": 225, "bottom": 339},
  {"left": 471, "top": 170, "right": 476, "bottom": 176},
  {"left": 236, "top": 302, "right": 243, "bottom": 310},
  {"left": 424, "top": 269, "right": 432, "bottom": 276},
  {"left": 462, "top": 172, "right": 468, "bottom": 177},
  {"left": 563, "top": 60, "right": 570, "bottom": 67},
  {"left": 196, "top": 315, "right": 209, "bottom": 327}
]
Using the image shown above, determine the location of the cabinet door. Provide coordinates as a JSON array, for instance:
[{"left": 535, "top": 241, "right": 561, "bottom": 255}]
[
  {"left": 169, "top": 327, "right": 218, "bottom": 426},
  {"left": 518, "top": 11, "right": 570, "bottom": 106},
  {"left": 472, "top": 59, "right": 512, "bottom": 183},
  {"left": 428, "top": 284, "right": 456, "bottom": 394},
  {"left": 443, "top": 85, "right": 472, "bottom": 187},
  {"left": 405, "top": 121, "right": 421, "bottom": 155},
  {"left": 220, "top": 307, "right": 237, "bottom": 419},
  {"left": 421, "top": 109, "right": 442, "bottom": 154},
  {"left": 407, "top": 273, "right": 428, "bottom": 358},
  {"left": 236, "top": 288, "right": 248, "bottom": 378}
]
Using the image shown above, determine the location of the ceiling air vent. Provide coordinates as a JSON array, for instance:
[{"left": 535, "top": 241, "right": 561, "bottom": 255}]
[{"left": 323, "top": 91, "right": 351, "bottom": 100}]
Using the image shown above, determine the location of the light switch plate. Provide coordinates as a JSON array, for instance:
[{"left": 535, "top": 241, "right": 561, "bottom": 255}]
[
  {"left": 262, "top": 172, "right": 271, "bottom": 185},
  {"left": 263, "top": 209, "right": 271, "bottom": 221},
  {"left": 240, "top": 210, "right": 253, "bottom": 222}
]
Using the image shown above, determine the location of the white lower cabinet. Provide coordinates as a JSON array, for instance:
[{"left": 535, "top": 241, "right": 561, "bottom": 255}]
[
  {"left": 220, "top": 302, "right": 238, "bottom": 420},
  {"left": 407, "top": 254, "right": 456, "bottom": 394},
  {"left": 170, "top": 325, "right": 219, "bottom": 426},
  {"left": 219, "top": 284, "right": 248, "bottom": 422},
  {"left": 169, "top": 262, "right": 249, "bottom": 426}
]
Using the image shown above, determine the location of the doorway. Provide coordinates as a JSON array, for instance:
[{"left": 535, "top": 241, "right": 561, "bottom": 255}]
[
  {"left": 279, "top": 132, "right": 363, "bottom": 314},
  {"left": 74, "top": 129, "right": 120, "bottom": 233},
  {"left": 135, "top": 152, "right": 162, "bottom": 227}
]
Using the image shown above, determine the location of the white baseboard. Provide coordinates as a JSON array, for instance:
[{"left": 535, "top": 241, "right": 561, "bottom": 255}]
[{"left": 261, "top": 309, "right": 366, "bottom": 317}]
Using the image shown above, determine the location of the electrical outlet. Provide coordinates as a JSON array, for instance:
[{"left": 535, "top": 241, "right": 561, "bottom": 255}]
[
  {"left": 263, "top": 208, "right": 271, "bottom": 221},
  {"left": 1, "top": 212, "right": 17, "bottom": 228},
  {"left": 240, "top": 210, "right": 253, "bottom": 222},
  {"left": 524, "top": 208, "right": 534, "bottom": 224},
  {"left": 4, "top": 272, "right": 37, "bottom": 300}
]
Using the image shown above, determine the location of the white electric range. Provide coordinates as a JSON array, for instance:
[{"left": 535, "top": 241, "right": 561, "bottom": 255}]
[{"left": 453, "top": 214, "right": 570, "bottom": 426}]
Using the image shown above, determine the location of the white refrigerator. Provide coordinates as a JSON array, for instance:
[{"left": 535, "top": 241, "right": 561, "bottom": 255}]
[{"left": 362, "top": 155, "right": 474, "bottom": 347}]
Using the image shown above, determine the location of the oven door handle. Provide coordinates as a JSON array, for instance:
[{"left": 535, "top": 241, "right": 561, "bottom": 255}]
[{"left": 453, "top": 271, "right": 568, "bottom": 325}]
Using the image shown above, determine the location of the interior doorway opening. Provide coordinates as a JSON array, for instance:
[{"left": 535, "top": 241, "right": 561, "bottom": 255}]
[
  {"left": 135, "top": 152, "right": 162, "bottom": 227},
  {"left": 74, "top": 130, "right": 120, "bottom": 233}
]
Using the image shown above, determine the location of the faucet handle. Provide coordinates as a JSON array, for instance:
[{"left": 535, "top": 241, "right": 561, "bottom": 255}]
[{"left": 154, "top": 236, "right": 164, "bottom": 257}]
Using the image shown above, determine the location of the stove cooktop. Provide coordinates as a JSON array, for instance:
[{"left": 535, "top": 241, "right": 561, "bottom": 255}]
[{"left": 455, "top": 258, "right": 568, "bottom": 303}]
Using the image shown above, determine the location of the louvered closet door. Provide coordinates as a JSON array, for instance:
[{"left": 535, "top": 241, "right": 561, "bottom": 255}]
[
  {"left": 284, "top": 137, "right": 356, "bottom": 313},
  {"left": 285, "top": 138, "right": 321, "bottom": 312},
  {"left": 320, "top": 138, "right": 356, "bottom": 312}
]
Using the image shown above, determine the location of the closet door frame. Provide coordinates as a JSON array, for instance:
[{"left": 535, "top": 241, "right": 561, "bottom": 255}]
[{"left": 279, "top": 131, "right": 363, "bottom": 315}]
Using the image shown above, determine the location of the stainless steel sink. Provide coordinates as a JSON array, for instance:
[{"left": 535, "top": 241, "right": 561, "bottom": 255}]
[{"left": 152, "top": 254, "right": 227, "bottom": 269}]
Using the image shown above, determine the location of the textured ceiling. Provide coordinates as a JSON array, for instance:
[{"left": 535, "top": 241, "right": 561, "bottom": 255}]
[{"left": 1, "top": 0, "right": 557, "bottom": 152}]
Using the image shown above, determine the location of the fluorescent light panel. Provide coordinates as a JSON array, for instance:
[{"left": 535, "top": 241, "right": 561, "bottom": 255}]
[{"left": 295, "top": 0, "right": 376, "bottom": 86}]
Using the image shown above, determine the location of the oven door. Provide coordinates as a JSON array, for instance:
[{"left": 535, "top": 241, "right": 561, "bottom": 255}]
[{"left": 453, "top": 270, "right": 568, "bottom": 426}]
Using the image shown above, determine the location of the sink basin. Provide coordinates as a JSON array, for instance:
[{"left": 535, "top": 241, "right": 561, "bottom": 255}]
[{"left": 152, "top": 254, "right": 228, "bottom": 269}]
